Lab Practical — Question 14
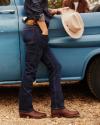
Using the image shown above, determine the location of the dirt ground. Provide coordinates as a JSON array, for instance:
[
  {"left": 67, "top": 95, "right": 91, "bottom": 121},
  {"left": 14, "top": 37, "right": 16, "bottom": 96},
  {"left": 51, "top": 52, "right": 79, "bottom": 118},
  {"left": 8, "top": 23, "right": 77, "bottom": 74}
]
[{"left": 0, "top": 82, "right": 100, "bottom": 125}]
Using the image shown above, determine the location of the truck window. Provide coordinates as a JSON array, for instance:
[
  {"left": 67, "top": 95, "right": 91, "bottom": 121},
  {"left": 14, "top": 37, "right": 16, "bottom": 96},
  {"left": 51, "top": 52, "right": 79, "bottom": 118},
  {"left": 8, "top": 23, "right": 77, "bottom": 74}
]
[{"left": 0, "top": 0, "right": 10, "bottom": 6}]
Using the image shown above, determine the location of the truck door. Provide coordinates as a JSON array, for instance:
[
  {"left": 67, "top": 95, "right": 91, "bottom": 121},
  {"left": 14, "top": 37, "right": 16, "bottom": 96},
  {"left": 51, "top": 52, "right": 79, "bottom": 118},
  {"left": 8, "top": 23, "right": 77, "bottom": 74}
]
[{"left": 0, "top": 0, "right": 20, "bottom": 82}]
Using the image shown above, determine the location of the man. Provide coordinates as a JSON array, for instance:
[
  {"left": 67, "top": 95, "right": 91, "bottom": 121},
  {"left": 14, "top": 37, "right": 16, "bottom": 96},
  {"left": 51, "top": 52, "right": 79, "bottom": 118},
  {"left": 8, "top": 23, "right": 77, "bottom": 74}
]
[{"left": 19, "top": 0, "right": 80, "bottom": 119}]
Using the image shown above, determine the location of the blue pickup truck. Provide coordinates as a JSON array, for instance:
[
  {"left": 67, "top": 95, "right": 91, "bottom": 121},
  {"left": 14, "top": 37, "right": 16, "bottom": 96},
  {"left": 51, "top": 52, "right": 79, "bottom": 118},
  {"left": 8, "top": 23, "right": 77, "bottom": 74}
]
[{"left": 0, "top": 0, "right": 100, "bottom": 99}]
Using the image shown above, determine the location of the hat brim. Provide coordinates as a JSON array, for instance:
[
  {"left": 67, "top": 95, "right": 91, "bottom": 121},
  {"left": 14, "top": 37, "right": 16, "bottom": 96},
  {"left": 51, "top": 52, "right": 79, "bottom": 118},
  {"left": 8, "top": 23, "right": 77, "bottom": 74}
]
[{"left": 61, "top": 9, "right": 84, "bottom": 39}]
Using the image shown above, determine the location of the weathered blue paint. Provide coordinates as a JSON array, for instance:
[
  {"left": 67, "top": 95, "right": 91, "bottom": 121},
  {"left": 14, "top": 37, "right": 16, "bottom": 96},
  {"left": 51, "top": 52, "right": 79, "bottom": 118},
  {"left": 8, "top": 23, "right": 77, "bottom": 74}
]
[
  {"left": 0, "top": 0, "right": 100, "bottom": 84},
  {"left": 0, "top": 0, "right": 21, "bottom": 82}
]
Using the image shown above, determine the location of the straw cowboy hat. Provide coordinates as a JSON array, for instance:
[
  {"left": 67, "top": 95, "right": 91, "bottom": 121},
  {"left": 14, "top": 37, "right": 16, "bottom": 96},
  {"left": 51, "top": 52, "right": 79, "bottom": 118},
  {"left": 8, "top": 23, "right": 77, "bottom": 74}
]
[{"left": 61, "top": 7, "right": 84, "bottom": 39}]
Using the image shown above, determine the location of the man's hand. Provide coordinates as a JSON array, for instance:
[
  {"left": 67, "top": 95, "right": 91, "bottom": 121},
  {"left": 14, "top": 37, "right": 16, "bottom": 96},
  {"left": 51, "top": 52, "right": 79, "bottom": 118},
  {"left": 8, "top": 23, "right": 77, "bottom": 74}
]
[
  {"left": 37, "top": 21, "right": 48, "bottom": 35},
  {"left": 48, "top": 9, "right": 59, "bottom": 15},
  {"left": 48, "top": 7, "right": 70, "bottom": 15}
]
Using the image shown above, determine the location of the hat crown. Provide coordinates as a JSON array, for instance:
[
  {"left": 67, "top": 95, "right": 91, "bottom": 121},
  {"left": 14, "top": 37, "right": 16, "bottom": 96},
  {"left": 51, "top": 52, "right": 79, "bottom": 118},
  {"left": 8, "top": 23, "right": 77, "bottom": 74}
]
[{"left": 65, "top": 13, "right": 82, "bottom": 33}]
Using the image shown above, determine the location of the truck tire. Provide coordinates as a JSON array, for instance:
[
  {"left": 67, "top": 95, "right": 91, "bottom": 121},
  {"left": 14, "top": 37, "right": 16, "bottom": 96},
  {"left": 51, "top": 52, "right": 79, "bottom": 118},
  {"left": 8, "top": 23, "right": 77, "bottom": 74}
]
[{"left": 86, "top": 56, "right": 100, "bottom": 99}]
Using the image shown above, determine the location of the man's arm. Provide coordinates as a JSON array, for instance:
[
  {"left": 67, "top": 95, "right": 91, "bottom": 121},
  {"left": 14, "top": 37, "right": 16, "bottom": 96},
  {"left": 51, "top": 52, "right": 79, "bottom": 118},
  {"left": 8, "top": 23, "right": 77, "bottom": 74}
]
[
  {"left": 31, "top": 0, "right": 48, "bottom": 35},
  {"left": 30, "top": 0, "right": 59, "bottom": 35}
]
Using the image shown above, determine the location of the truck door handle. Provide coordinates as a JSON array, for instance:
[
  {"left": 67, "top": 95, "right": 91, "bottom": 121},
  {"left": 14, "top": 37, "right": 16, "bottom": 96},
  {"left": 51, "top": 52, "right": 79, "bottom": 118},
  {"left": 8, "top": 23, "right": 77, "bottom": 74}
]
[{"left": 0, "top": 10, "right": 15, "bottom": 14}]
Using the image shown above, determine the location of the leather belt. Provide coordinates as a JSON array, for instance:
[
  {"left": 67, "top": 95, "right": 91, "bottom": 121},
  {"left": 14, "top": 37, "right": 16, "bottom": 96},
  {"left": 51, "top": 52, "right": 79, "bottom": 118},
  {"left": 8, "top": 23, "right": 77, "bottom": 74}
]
[{"left": 26, "top": 19, "right": 37, "bottom": 26}]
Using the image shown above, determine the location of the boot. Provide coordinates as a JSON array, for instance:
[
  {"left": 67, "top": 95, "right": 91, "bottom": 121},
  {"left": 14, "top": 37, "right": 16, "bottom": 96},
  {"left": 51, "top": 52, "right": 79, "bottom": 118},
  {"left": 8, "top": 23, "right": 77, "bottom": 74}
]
[
  {"left": 51, "top": 108, "right": 80, "bottom": 118},
  {"left": 19, "top": 110, "right": 47, "bottom": 119}
]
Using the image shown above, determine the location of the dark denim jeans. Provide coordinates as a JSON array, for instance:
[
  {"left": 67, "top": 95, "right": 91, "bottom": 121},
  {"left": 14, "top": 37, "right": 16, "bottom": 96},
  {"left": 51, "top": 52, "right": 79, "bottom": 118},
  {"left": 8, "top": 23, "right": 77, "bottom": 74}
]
[{"left": 19, "top": 25, "right": 64, "bottom": 112}]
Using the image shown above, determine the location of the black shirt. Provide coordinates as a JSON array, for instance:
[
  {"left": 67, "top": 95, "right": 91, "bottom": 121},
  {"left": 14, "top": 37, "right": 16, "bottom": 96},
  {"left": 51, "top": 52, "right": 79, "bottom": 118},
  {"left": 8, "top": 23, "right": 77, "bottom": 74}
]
[{"left": 24, "top": 0, "right": 52, "bottom": 22}]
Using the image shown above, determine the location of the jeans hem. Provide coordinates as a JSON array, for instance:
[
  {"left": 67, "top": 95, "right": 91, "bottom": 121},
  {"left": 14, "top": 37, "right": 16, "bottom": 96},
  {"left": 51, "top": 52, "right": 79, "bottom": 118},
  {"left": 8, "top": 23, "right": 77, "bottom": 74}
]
[
  {"left": 19, "top": 109, "right": 34, "bottom": 113},
  {"left": 51, "top": 106, "right": 65, "bottom": 110}
]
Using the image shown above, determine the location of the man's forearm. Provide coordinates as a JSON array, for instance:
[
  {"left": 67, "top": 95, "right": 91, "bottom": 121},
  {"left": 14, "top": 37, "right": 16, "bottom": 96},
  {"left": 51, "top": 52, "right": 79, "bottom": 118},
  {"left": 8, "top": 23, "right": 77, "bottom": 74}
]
[
  {"left": 37, "top": 21, "right": 48, "bottom": 35},
  {"left": 37, "top": 14, "right": 48, "bottom": 35}
]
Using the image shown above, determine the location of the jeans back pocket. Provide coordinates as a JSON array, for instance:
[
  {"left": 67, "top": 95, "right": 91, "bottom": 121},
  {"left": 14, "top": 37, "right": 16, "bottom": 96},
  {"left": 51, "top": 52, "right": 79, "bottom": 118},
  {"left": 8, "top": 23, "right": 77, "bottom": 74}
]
[{"left": 22, "top": 28, "right": 35, "bottom": 44}]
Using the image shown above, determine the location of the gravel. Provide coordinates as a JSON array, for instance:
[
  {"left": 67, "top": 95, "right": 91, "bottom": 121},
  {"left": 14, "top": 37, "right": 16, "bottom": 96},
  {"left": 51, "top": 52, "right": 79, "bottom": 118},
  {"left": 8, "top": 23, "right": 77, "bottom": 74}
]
[{"left": 0, "top": 82, "right": 100, "bottom": 125}]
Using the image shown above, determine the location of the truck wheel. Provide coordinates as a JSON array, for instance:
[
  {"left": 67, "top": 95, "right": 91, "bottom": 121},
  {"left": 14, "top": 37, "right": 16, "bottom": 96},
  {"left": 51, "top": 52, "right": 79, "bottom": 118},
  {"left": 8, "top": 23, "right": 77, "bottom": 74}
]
[{"left": 86, "top": 56, "right": 100, "bottom": 99}]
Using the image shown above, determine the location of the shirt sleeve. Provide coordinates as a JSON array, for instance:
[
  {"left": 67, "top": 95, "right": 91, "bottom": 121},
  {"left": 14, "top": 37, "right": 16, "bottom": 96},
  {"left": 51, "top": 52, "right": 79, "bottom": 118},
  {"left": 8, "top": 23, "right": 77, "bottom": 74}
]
[{"left": 31, "top": 0, "right": 45, "bottom": 21}]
